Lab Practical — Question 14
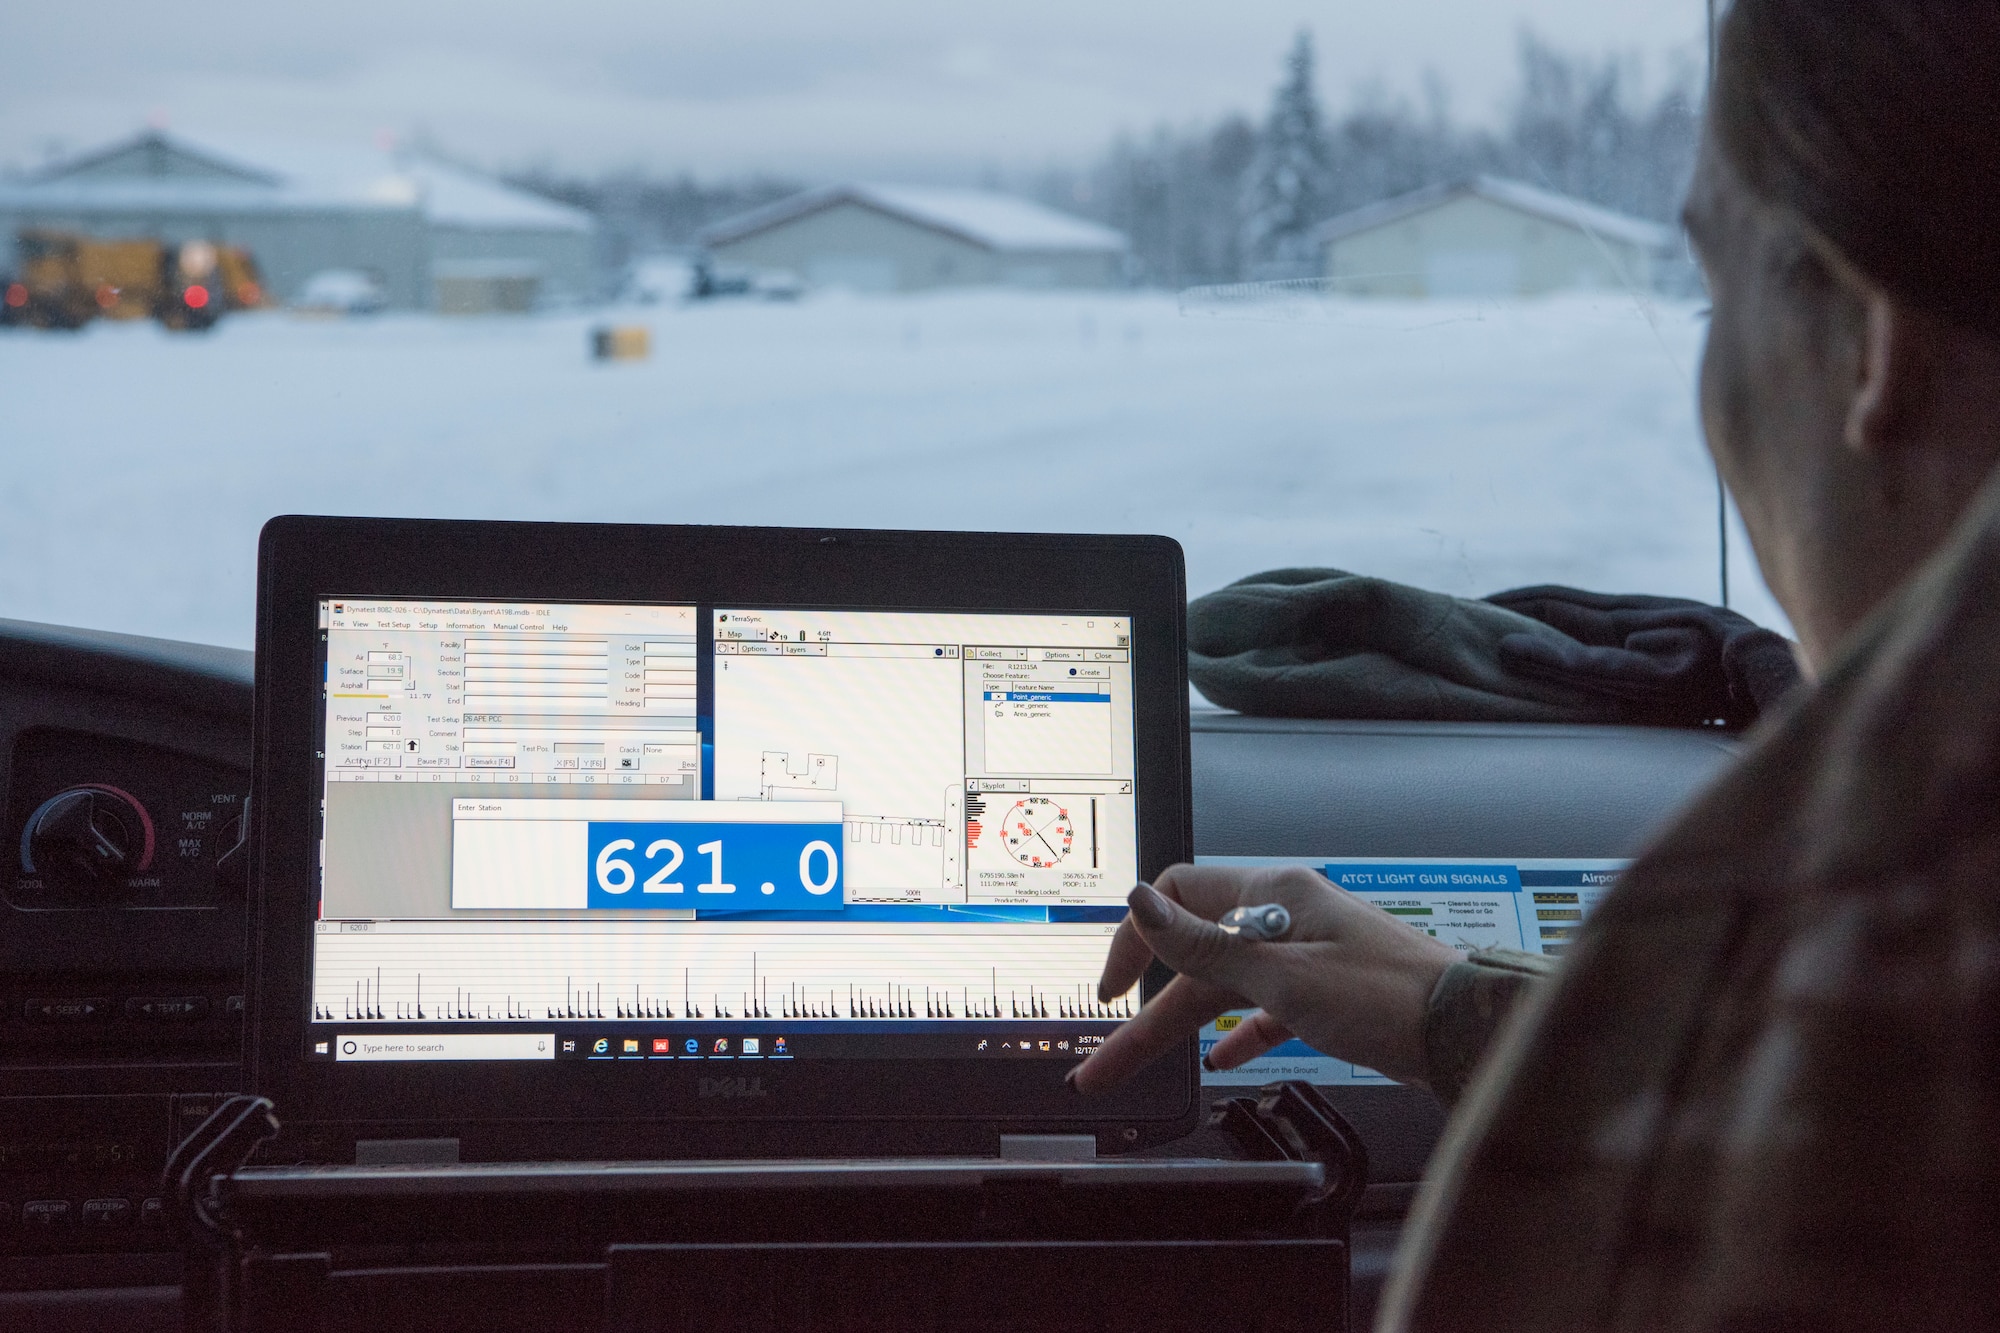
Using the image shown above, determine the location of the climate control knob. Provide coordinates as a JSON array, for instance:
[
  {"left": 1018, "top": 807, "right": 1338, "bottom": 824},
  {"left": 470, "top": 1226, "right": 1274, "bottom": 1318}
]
[{"left": 20, "top": 785, "right": 155, "bottom": 890}]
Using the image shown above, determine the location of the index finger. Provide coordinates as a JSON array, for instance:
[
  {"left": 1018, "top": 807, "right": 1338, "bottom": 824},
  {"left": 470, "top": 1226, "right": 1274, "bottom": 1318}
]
[
  {"left": 1069, "top": 972, "right": 1240, "bottom": 1095},
  {"left": 1094, "top": 865, "right": 1274, "bottom": 1001}
]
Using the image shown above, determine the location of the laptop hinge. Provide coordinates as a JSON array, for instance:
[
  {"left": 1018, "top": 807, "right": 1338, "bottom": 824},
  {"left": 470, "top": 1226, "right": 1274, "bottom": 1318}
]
[
  {"left": 998, "top": 1134, "right": 1096, "bottom": 1162},
  {"left": 355, "top": 1137, "right": 461, "bottom": 1166}
]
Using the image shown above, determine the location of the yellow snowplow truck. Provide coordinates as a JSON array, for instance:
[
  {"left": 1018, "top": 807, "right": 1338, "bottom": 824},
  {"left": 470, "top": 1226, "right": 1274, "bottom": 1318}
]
[{"left": 0, "top": 230, "right": 265, "bottom": 331}]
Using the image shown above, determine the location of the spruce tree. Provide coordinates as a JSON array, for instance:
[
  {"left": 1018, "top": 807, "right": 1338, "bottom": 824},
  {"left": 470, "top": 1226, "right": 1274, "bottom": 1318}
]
[{"left": 1240, "top": 31, "right": 1335, "bottom": 277}]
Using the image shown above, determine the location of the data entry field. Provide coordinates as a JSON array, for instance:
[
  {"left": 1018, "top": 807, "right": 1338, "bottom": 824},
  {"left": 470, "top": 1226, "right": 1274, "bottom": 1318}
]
[
  {"left": 332, "top": 1032, "right": 555, "bottom": 1061},
  {"left": 451, "top": 798, "right": 843, "bottom": 911}
]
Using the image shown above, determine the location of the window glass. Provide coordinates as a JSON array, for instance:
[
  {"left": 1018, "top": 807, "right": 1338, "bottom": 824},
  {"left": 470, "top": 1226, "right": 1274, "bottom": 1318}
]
[{"left": 0, "top": 1, "right": 1783, "bottom": 647}]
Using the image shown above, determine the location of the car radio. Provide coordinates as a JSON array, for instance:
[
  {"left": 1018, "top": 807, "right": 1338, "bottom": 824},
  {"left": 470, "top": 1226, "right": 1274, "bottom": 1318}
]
[{"left": 0, "top": 620, "right": 254, "bottom": 1267}]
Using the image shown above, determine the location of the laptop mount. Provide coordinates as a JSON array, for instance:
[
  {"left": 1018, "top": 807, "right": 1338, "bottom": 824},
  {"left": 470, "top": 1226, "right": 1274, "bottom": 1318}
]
[{"left": 170, "top": 1085, "right": 1368, "bottom": 1332}]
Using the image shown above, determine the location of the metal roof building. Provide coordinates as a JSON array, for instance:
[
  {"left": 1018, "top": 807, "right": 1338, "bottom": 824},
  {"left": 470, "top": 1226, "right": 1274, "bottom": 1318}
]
[
  {"left": 1313, "top": 176, "right": 1680, "bottom": 299},
  {"left": 0, "top": 131, "right": 596, "bottom": 310},
  {"left": 700, "top": 184, "right": 1128, "bottom": 292}
]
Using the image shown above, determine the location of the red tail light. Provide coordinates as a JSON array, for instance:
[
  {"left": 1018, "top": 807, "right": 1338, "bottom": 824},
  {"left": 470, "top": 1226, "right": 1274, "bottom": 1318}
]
[
  {"left": 184, "top": 285, "right": 211, "bottom": 309},
  {"left": 3, "top": 283, "right": 25, "bottom": 308}
]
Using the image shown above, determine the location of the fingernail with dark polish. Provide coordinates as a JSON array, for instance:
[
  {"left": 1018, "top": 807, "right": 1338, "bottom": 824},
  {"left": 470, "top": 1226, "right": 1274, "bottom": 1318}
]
[
  {"left": 1128, "top": 881, "right": 1172, "bottom": 929},
  {"left": 1063, "top": 1067, "right": 1081, "bottom": 1092},
  {"left": 1200, "top": 1054, "right": 1215, "bottom": 1072}
]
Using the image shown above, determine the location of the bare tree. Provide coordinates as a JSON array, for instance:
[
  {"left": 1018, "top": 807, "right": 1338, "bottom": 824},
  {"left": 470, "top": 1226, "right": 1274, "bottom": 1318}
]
[{"left": 1041, "top": 29, "right": 1699, "bottom": 288}]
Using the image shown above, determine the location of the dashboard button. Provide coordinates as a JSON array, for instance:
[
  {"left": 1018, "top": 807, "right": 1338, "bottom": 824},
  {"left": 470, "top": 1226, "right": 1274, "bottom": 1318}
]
[
  {"left": 21, "top": 1200, "right": 73, "bottom": 1227},
  {"left": 124, "top": 996, "right": 210, "bottom": 1021},
  {"left": 81, "top": 1198, "right": 132, "bottom": 1228},
  {"left": 140, "top": 1197, "right": 166, "bottom": 1228},
  {"left": 23, "top": 997, "right": 111, "bottom": 1023},
  {"left": 21, "top": 786, "right": 154, "bottom": 890}
]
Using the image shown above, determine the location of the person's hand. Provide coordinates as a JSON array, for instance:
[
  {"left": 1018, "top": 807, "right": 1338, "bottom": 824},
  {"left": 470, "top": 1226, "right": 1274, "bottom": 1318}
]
[{"left": 1068, "top": 863, "right": 1461, "bottom": 1095}]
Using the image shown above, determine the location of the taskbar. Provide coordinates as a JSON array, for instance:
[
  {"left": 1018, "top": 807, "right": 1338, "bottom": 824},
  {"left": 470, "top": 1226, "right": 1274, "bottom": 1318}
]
[{"left": 306, "top": 1023, "right": 1112, "bottom": 1064}]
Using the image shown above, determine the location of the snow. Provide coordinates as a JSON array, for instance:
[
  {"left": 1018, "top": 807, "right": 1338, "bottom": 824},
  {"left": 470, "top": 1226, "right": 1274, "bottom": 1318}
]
[
  {"left": 702, "top": 184, "right": 1125, "bottom": 254},
  {"left": 0, "top": 288, "right": 1784, "bottom": 651},
  {"left": 1314, "top": 176, "right": 1679, "bottom": 252},
  {"left": 4, "top": 130, "right": 592, "bottom": 232}
]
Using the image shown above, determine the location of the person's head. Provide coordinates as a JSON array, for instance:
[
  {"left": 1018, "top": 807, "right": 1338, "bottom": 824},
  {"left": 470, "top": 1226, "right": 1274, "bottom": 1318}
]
[{"left": 1686, "top": 0, "right": 2000, "bottom": 673}]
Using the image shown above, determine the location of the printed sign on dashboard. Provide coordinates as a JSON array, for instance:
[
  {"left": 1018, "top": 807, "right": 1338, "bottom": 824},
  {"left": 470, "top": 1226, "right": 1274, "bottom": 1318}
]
[{"left": 1192, "top": 858, "right": 1626, "bottom": 1087}]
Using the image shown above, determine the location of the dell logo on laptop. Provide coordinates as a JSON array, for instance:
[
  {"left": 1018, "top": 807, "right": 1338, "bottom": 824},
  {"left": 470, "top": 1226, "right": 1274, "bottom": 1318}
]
[{"left": 698, "top": 1076, "right": 768, "bottom": 1100}]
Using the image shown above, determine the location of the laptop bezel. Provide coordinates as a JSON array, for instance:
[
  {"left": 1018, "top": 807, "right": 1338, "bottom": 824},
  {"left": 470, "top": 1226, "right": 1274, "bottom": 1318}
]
[{"left": 246, "top": 516, "right": 1198, "bottom": 1159}]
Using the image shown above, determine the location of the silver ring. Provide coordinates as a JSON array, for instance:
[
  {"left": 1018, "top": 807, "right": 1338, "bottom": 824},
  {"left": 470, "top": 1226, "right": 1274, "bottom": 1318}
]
[{"left": 1219, "top": 903, "right": 1291, "bottom": 942}]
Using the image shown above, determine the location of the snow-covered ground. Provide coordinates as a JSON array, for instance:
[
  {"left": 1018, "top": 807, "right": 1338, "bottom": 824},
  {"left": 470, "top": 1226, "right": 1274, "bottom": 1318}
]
[{"left": 0, "top": 288, "right": 1782, "bottom": 650}]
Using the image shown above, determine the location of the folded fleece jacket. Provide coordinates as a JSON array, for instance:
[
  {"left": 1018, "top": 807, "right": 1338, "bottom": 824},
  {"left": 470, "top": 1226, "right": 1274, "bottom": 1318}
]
[{"left": 1187, "top": 569, "right": 1801, "bottom": 729}]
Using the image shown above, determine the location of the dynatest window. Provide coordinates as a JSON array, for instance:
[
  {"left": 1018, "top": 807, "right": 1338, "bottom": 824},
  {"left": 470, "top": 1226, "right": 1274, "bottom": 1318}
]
[{"left": 309, "top": 598, "right": 1137, "bottom": 1064}]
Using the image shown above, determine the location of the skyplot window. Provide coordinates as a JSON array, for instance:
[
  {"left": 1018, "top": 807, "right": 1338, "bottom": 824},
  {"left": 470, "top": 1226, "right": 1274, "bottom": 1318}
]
[
  {"left": 309, "top": 599, "right": 1139, "bottom": 1039},
  {"left": 711, "top": 609, "right": 1137, "bottom": 906}
]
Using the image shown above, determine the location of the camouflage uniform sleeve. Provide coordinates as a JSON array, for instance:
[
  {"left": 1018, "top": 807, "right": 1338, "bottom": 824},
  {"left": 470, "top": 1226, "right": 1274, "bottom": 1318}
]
[{"left": 1422, "top": 948, "right": 1557, "bottom": 1107}]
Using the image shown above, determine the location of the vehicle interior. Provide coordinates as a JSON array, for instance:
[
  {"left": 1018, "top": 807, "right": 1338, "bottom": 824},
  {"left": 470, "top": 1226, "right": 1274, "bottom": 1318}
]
[
  {"left": 0, "top": 614, "right": 1737, "bottom": 1328},
  {"left": 0, "top": 1, "right": 1763, "bottom": 1328}
]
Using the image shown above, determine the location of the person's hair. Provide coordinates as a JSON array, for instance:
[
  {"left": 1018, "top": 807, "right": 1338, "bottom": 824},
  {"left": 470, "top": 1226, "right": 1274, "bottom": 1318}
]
[{"left": 1713, "top": 0, "right": 2000, "bottom": 337}]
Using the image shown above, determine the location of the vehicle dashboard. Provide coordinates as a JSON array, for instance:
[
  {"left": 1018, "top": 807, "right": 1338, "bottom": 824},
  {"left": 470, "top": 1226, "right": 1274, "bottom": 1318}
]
[{"left": 0, "top": 616, "right": 1737, "bottom": 1325}]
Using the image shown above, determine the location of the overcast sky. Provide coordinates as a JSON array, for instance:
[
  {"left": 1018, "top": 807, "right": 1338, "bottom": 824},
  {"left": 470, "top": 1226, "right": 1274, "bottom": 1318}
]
[{"left": 3, "top": 1, "right": 1706, "bottom": 179}]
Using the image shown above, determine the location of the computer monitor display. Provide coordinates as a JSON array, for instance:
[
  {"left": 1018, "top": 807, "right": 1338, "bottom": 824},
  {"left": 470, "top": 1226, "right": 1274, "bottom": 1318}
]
[{"left": 311, "top": 599, "right": 1141, "bottom": 1067}]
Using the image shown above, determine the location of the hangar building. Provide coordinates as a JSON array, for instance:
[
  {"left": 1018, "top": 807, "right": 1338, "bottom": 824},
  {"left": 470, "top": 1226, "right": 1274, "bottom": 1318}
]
[
  {"left": 700, "top": 184, "right": 1127, "bottom": 292},
  {"left": 0, "top": 130, "right": 596, "bottom": 310},
  {"left": 1313, "top": 176, "right": 1679, "bottom": 299}
]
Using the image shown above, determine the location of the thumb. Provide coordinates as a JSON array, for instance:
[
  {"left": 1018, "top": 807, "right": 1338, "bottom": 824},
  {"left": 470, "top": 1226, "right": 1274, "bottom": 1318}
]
[{"left": 1126, "top": 882, "right": 1260, "bottom": 996}]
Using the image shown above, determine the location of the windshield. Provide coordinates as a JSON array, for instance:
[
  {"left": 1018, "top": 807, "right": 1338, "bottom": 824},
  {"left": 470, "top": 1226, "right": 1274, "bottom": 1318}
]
[{"left": 0, "top": 1, "right": 1784, "bottom": 650}]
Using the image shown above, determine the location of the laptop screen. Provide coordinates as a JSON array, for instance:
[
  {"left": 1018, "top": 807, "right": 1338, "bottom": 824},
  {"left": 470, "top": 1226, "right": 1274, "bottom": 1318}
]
[{"left": 311, "top": 597, "right": 1139, "bottom": 1069}]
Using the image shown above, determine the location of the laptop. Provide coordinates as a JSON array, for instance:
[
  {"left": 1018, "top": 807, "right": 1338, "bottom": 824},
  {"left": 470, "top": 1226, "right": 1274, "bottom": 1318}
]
[{"left": 237, "top": 517, "right": 1263, "bottom": 1171}]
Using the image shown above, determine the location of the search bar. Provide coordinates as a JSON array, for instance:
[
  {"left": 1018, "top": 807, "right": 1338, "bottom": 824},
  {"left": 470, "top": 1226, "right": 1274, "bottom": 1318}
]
[{"left": 335, "top": 1033, "right": 555, "bottom": 1062}]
